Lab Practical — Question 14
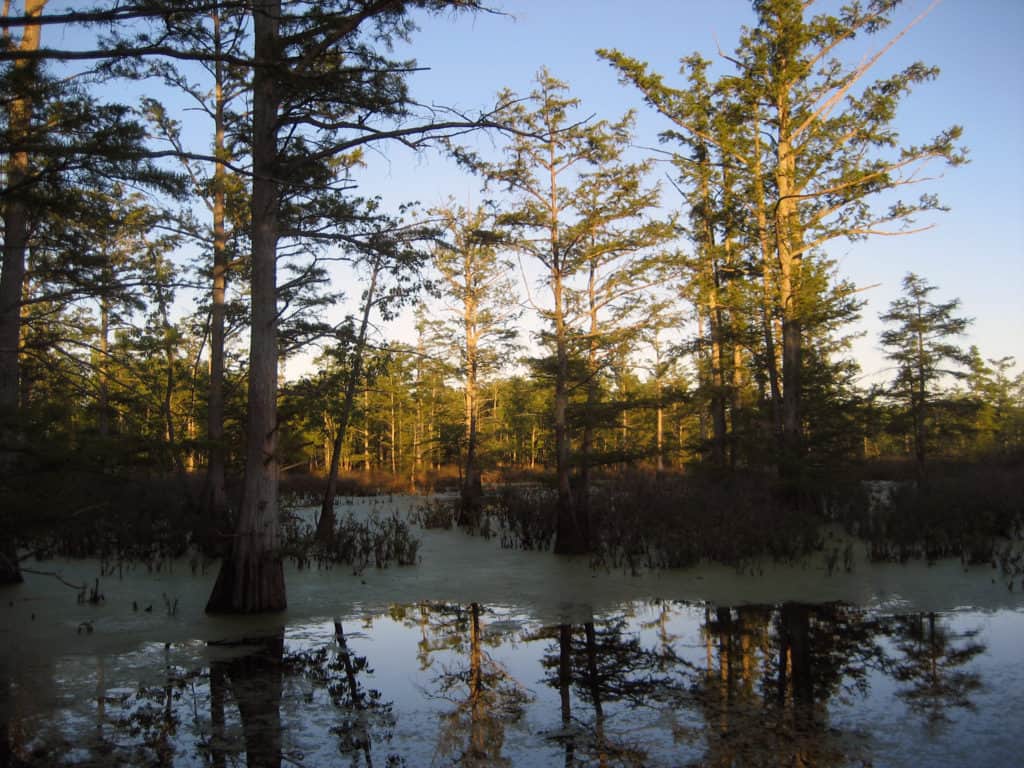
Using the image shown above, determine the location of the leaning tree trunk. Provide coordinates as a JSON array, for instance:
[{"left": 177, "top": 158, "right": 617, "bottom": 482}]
[
  {"left": 316, "top": 258, "right": 379, "bottom": 542},
  {"left": 0, "top": 0, "right": 43, "bottom": 427},
  {"left": 206, "top": 0, "right": 285, "bottom": 613},
  {"left": 316, "top": 363, "right": 363, "bottom": 543}
]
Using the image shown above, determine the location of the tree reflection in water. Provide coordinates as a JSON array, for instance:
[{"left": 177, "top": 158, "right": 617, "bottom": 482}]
[
  {"left": 0, "top": 601, "right": 994, "bottom": 766},
  {"left": 409, "top": 602, "right": 531, "bottom": 766},
  {"left": 693, "top": 603, "right": 887, "bottom": 767},
  {"left": 214, "top": 633, "right": 284, "bottom": 768},
  {"left": 282, "top": 619, "right": 398, "bottom": 766},
  {"left": 537, "top": 615, "right": 692, "bottom": 767},
  {"left": 887, "top": 611, "right": 984, "bottom": 726}
]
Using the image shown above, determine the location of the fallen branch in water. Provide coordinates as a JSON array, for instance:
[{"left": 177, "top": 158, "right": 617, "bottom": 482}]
[{"left": 19, "top": 567, "right": 86, "bottom": 591}]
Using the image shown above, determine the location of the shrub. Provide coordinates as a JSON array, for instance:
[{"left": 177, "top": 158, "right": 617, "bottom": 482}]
[
  {"left": 854, "top": 462, "right": 1024, "bottom": 564},
  {"left": 289, "top": 512, "right": 421, "bottom": 574}
]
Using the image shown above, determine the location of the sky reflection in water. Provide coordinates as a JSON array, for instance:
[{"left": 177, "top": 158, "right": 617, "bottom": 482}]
[{"left": 4, "top": 600, "right": 1022, "bottom": 767}]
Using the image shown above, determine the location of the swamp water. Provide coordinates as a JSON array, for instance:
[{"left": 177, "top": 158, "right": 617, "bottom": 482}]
[{"left": 2, "top": 495, "right": 1022, "bottom": 767}]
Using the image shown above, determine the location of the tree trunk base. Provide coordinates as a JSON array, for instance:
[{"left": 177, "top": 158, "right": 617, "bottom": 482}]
[
  {"left": 554, "top": 493, "right": 589, "bottom": 556},
  {"left": 457, "top": 472, "right": 484, "bottom": 529},
  {"left": 205, "top": 550, "right": 286, "bottom": 614},
  {"left": 315, "top": 503, "right": 336, "bottom": 544},
  {"left": 0, "top": 542, "right": 21, "bottom": 585}
]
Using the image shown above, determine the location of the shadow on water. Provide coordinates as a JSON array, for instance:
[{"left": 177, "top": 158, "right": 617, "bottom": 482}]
[{"left": 0, "top": 601, "right": 997, "bottom": 767}]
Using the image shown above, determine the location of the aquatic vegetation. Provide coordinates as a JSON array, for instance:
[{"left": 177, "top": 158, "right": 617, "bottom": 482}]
[
  {"left": 479, "top": 470, "right": 827, "bottom": 570},
  {"left": 281, "top": 509, "right": 421, "bottom": 575}
]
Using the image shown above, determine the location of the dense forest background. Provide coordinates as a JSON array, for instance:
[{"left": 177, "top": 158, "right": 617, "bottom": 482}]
[{"left": 2, "top": 1, "right": 1021, "bottom": 607}]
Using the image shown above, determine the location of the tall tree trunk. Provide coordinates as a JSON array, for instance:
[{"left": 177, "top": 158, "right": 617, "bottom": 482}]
[
  {"left": 695, "top": 309, "right": 709, "bottom": 448},
  {"left": 530, "top": 423, "right": 536, "bottom": 469},
  {"left": 389, "top": 386, "right": 397, "bottom": 475},
  {"left": 459, "top": 327, "right": 482, "bottom": 525},
  {"left": 775, "top": 111, "right": 804, "bottom": 475},
  {"left": 206, "top": 0, "right": 285, "bottom": 613},
  {"left": 709, "top": 299, "right": 727, "bottom": 467},
  {"left": 552, "top": 268, "right": 582, "bottom": 554},
  {"left": 204, "top": 2, "right": 230, "bottom": 535},
  {"left": 0, "top": 0, "right": 43, "bottom": 426},
  {"left": 753, "top": 114, "right": 783, "bottom": 445},
  {"left": 653, "top": 334, "right": 665, "bottom": 470},
  {"left": 97, "top": 296, "right": 111, "bottom": 437},
  {"left": 577, "top": 261, "right": 600, "bottom": 534},
  {"left": 699, "top": 169, "right": 727, "bottom": 467},
  {"left": 914, "top": 307, "right": 928, "bottom": 476},
  {"left": 413, "top": 402, "right": 421, "bottom": 474},
  {"left": 0, "top": 0, "right": 44, "bottom": 585},
  {"left": 721, "top": 150, "right": 744, "bottom": 468},
  {"left": 157, "top": 295, "right": 189, "bottom": 483},
  {"left": 549, "top": 147, "right": 584, "bottom": 552},
  {"left": 656, "top": 395, "right": 664, "bottom": 470},
  {"left": 363, "top": 386, "right": 371, "bottom": 473}
]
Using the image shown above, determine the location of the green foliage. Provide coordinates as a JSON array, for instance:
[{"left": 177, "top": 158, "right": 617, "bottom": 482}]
[
  {"left": 880, "top": 273, "right": 973, "bottom": 467},
  {"left": 600, "top": 0, "right": 966, "bottom": 473}
]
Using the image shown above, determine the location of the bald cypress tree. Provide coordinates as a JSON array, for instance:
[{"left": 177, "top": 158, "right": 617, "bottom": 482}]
[
  {"left": 601, "top": 0, "right": 966, "bottom": 477},
  {"left": 431, "top": 203, "right": 520, "bottom": 526},
  {"left": 458, "top": 69, "right": 671, "bottom": 553},
  {"left": 880, "top": 273, "right": 972, "bottom": 474},
  {"left": 457, "top": 69, "right": 603, "bottom": 554},
  {"left": 0, "top": 0, "right": 44, "bottom": 585},
  {"left": 204, "top": 0, "right": 498, "bottom": 612}
]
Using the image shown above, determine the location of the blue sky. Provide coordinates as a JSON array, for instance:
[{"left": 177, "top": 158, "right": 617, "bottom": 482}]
[{"left": 345, "top": 0, "right": 1024, "bottom": 383}]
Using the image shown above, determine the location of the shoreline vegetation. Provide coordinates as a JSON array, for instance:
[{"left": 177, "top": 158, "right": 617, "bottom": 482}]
[{"left": 6, "top": 458, "right": 1023, "bottom": 590}]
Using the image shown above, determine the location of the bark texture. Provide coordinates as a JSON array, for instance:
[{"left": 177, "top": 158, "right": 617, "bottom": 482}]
[
  {"left": 206, "top": 0, "right": 285, "bottom": 613},
  {"left": 0, "top": 0, "right": 44, "bottom": 422}
]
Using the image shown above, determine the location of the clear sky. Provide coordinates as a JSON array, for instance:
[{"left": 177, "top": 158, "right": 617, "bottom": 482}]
[{"left": 340, "top": 0, "right": 1024, "bottom": 384}]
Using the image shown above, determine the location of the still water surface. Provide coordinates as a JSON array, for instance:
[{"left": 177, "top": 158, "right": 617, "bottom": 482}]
[{"left": 2, "top": 496, "right": 1022, "bottom": 766}]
